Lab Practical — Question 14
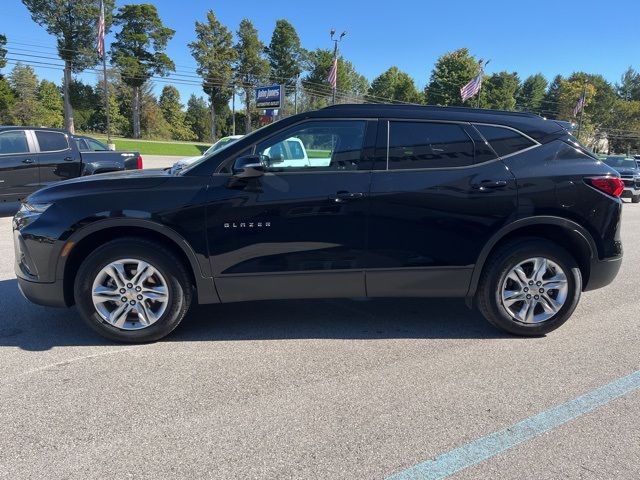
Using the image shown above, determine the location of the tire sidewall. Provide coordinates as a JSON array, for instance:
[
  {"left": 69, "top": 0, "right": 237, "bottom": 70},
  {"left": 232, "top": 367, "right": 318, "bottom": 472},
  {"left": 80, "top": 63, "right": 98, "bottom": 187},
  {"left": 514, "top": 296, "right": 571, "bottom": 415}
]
[
  {"left": 482, "top": 241, "right": 582, "bottom": 336},
  {"left": 75, "top": 241, "right": 189, "bottom": 343}
]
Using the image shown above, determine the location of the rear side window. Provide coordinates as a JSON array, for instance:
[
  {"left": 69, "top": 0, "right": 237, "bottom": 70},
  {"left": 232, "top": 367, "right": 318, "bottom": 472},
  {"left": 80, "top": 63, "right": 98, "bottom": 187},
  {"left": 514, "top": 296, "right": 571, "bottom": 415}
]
[
  {"left": 474, "top": 125, "right": 536, "bottom": 158},
  {"left": 388, "top": 122, "right": 474, "bottom": 169},
  {"left": 0, "top": 131, "right": 30, "bottom": 154},
  {"left": 35, "top": 131, "right": 69, "bottom": 152}
]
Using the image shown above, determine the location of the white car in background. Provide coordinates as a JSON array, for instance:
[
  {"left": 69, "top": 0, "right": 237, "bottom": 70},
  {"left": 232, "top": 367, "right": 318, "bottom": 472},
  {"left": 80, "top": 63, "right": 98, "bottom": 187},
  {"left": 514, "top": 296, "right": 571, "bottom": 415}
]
[{"left": 172, "top": 135, "right": 243, "bottom": 172}]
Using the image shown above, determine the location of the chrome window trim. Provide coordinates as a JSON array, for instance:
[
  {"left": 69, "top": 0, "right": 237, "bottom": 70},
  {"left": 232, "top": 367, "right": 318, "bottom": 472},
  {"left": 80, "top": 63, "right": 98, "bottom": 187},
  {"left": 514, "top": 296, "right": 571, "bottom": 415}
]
[
  {"left": 0, "top": 129, "right": 33, "bottom": 156},
  {"left": 32, "top": 130, "right": 71, "bottom": 154}
]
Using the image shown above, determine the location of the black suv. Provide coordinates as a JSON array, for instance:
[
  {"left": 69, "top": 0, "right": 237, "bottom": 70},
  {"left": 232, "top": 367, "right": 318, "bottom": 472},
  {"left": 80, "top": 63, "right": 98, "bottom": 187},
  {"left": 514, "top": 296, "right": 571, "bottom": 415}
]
[{"left": 13, "top": 105, "right": 624, "bottom": 342}]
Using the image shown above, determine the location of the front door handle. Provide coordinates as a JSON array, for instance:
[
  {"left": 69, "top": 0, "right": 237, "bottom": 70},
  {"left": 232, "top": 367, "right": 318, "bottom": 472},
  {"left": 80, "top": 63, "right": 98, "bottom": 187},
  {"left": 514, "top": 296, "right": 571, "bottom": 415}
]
[
  {"left": 473, "top": 180, "right": 508, "bottom": 191},
  {"left": 22, "top": 158, "right": 34, "bottom": 164},
  {"left": 64, "top": 156, "right": 74, "bottom": 162},
  {"left": 328, "top": 191, "right": 365, "bottom": 203}
]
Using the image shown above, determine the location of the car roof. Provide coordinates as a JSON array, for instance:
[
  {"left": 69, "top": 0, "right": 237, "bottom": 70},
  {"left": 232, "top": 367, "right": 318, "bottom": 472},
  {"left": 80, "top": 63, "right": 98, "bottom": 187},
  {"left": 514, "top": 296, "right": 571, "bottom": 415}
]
[
  {"left": 306, "top": 104, "right": 564, "bottom": 141},
  {"left": 0, "top": 126, "right": 69, "bottom": 133}
]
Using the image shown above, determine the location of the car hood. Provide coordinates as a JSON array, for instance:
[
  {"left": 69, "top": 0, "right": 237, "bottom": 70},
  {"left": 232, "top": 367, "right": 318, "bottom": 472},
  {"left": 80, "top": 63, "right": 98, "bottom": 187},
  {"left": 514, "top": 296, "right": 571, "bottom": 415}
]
[
  {"left": 617, "top": 169, "right": 639, "bottom": 176},
  {"left": 27, "top": 168, "right": 172, "bottom": 203}
]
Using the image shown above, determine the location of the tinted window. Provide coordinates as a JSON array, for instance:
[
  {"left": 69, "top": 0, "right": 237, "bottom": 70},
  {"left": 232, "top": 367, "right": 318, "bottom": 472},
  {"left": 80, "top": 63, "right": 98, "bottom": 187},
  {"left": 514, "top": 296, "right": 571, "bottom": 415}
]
[
  {"left": 475, "top": 125, "right": 536, "bottom": 157},
  {"left": 35, "top": 131, "right": 69, "bottom": 152},
  {"left": 388, "top": 122, "right": 474, "bottom": 169},
  {"left": 256, "top": 121, "right": 366, "bottom": 171},
  {"left": 463, "top": 125, "right": 498, "bottom": 163},
  {"left": 87, "top": 138, "right": 107, "bottom": 151},
  {"left": 0, "top": 131, "right": 30, "bottom": 154},
  {"left": 76, "top": 138, "right": 89, "bottom": 151}
]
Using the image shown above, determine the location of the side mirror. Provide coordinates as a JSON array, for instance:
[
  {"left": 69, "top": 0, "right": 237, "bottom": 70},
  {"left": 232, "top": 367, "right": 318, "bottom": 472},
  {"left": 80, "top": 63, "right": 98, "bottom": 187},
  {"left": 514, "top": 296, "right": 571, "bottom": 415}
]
[{"left": 232, "top": 155, "right": 265, "bottom": 178}]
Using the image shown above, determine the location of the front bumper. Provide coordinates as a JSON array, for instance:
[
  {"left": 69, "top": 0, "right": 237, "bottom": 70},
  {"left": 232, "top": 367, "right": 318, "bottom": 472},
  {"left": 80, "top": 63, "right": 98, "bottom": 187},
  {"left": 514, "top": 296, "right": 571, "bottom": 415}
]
[
  {"left": 584, "top": 255, "right": 623, "bottom": 291},
  {"left": 17, "top": 276, "right": 68, "bottom": 307}
]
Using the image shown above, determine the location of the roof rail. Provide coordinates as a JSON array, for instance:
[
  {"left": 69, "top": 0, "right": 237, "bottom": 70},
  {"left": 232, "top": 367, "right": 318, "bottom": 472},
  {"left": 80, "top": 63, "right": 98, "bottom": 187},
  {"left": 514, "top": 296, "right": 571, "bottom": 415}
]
[{"left": 321, "top": 103, "right": 542, "bottom": 119}]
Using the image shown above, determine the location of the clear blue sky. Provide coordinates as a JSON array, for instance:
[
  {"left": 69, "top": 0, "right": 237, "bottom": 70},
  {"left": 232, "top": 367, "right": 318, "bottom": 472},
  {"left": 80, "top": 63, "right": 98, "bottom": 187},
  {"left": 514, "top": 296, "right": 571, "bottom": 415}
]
[{"left": 2, "top": 0, "right": 639, "bottom": 99}]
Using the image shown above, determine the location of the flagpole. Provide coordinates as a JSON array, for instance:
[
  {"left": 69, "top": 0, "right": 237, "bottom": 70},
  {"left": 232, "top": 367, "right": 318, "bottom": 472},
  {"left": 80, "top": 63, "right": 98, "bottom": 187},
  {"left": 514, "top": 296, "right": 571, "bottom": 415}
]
[
  {"left": 98, "top": 0, "right": 111, "bottom": 146},
  {"left": 329, "top": 29, "right": 346, "bottom": 105},
  {"left": 576, "top": 81, "right": 587, "bottom": 142}
]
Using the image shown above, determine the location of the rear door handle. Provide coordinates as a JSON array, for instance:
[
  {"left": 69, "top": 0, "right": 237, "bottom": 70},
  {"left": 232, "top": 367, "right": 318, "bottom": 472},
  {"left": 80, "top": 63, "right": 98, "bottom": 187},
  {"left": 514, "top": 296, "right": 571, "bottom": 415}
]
[
  {"left": 473, "top": 180, "right": 508, "bottom": 190},
  {"left": 64, "top": 156, "right": 74, "bottom": 161},
  {"left": 22, "top": 158, "right": 34, "bottom": 164},
  {"left": 328, "top": 191, "right": 365, "bottom": 203}
]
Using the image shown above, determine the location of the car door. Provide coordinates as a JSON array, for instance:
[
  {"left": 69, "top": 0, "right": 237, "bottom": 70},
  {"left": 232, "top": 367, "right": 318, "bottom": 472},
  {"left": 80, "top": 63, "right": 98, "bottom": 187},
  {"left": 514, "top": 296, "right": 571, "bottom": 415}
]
[
  {"left": 0, "top": 129, "right": 39, "bottom": 201},
  {"left": 34, "top": 130, "right": 81, "bottom": 185},
  {"left": 366, "top": 119, "right": 518, "bottom": 297},
  {"left": 206, "top": 119, "right": 377, "bottom": 302}
]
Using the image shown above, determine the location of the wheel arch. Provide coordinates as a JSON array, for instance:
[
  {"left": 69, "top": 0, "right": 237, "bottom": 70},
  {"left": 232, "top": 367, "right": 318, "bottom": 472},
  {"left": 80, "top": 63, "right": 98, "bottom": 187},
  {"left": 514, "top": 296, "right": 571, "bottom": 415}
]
[
  {"left": 466, "top": 216, "right": 596, "bottom": 307},
  {"left": 59, "top": 219, "right": 219, "bottom": 306}
]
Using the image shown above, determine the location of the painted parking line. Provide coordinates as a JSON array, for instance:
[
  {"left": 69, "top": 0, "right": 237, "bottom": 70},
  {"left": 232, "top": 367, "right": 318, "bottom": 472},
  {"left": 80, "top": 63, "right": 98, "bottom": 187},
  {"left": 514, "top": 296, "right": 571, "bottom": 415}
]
[{"left": 387, "top": 370, "right": 640, "bottom": 480}]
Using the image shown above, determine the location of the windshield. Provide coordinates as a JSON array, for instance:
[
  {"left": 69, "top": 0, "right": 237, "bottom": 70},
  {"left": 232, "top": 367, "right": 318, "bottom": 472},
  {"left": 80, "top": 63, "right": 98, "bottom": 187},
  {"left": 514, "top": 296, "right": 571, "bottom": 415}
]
[{"left": 603, "top": 157, "right": 637, "bottom": 169}]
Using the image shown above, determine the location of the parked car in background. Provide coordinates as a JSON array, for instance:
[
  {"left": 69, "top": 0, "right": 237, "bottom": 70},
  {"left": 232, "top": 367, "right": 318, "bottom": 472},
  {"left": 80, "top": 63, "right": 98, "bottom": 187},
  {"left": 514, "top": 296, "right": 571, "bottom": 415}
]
[
  {"left": 74, "top": 135, "right": 112, "bottom": 152},
  {"left": 602, "top": 155, "right": 640, "bottom": 203},
  {"left": 14, "top": 105, "right": 623, "bottom": 342},
  {"left": 0, "top": 127, "right": 143, "bottom": 202},
  {"left": 171, "top": 135, "right": 243, "bottom": 172}
]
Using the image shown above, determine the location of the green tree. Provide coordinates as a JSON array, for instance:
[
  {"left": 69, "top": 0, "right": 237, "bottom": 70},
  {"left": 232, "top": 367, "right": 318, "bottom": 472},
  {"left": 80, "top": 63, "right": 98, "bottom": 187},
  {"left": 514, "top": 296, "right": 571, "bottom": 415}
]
[
  {"left": 185, "top": 94, "right": 211, "bottom": 142},
  {"left": 189, "top": 10, "right": 237, "bottom": 141},
  {"left": 235, "top": 19, "right": 269, "bottom": 133},
  {"left": 617, "top": 67, "right": 640, "bottom": 101},
  {"left": 110, "top": 4, "right": 175, "bottom": 138},
  {"left": 0, "top": 78, "right": 16, "bottom": 123},
  {"left": 37, "top": 79, "right": 64, "bottom": 127},
  {"left": 542, "top": 74, "right": 563, "bottom": 118},
  {"left": 69, "top": 79, "right": 98, "bottom": 131},
  {"left": 518, "top": 74, "right": 547, "bottom": 112},
  {"left": 8, "top": 63, "right": 39, "bottom": 125},
  {"left": 479, "top": 71, "right": 519, "bottom": 110},
  {"left": 607, "top": 99, "right": 640, "bottom": 153},
  {"left": 140, "top": 90, "right": 171, "bottom": 139},
  {"left": 0, "top": 34, "right": 7, "bottom": 73},
  {"left": 159, "top": 85, "right": 193, "bottom": 140},
  {"left": 21, "top": 0, "right": 116, "bottom": 133},
  {"left": 302, "top": 48, "right": 369, "bottom": 108},
  {"left": 369, "top": 66, "right": 421, "bottom": 103},
  {"left": 265, "top": 19, "right": 305, "bottom": 112},
  {"left": 90, "top": 72, "right": 128, "bottom": 135},
  {"left": 425, "top": 48, "right": 480, "bottom": 106}
]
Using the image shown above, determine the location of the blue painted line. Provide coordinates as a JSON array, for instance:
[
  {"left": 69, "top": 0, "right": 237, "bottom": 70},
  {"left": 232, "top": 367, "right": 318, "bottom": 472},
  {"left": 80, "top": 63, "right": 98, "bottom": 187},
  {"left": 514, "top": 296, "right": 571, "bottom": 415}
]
[{"left": 387, "top": 370, "right": 640, "bottom": 480}]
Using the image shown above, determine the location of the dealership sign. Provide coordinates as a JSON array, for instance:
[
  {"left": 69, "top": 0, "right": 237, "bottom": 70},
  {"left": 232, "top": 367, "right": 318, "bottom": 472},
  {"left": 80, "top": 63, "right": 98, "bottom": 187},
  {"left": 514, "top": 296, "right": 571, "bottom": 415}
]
[{"left": 255, "top": 84, "right": 283, "bottom": 109}]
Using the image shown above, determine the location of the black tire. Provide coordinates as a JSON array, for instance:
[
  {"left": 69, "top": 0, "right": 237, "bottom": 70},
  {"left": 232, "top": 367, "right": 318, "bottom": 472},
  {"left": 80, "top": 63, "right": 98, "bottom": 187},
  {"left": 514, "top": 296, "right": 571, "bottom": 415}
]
[
  {"left": 74, "top": 238, "right": 193, "bottom": 342},
  {"left": 632, "top": 194, "right": 640, "bottom": 204},
  {"left": 477, "top": 238, "right": 582, "bottom": 336}
]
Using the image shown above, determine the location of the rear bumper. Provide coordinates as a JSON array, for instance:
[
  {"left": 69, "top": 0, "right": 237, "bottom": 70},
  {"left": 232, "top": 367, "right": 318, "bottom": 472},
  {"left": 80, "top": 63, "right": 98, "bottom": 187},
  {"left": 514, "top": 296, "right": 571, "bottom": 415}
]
[
  {"left": 17, "top": 276, "right": 68, "bottom": 308},
  {"left": 584, "top": 255, "right": 622, "bottom": 291}
]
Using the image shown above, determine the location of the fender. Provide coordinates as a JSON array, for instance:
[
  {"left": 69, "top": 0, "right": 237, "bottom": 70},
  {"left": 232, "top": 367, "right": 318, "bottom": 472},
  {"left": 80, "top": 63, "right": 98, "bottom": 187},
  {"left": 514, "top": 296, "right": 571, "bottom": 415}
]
[
  {"left": 465, "top": 216, "right": 597, "bottom": 306},
  {"left": 57, "top": 218, "right": 220, "bottom": 304}
]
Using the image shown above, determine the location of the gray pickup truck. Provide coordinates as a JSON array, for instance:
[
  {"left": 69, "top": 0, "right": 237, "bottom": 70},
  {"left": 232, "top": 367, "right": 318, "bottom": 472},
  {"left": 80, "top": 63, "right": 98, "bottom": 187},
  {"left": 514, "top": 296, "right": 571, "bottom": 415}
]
[{"left": 0, "top": 127, "right": 142, "bottom": 202}]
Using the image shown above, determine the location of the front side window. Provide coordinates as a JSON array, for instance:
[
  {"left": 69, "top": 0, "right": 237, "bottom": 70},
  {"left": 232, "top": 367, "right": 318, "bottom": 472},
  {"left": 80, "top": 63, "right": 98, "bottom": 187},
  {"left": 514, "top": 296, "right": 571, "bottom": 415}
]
[
  {"left": 388, "top": 121, "right": 474, "bottom": 169},
  {"left": 0, "top": 131, "right": 30, "bottom": 155},
  {"left": 76, "top": 138, "right": 89, "bottom": 151},
  {"left": 35, "top": 131, "right": 69, "bottom": 152},
  {"left": 474, "top": 125, "right": 536, "bottom": 158},
  {"left": 87, "top": 139, "right": 107, "bottom": 151},
  {"left": 256, "top": 121, "right": 366, "bottom": 171}
]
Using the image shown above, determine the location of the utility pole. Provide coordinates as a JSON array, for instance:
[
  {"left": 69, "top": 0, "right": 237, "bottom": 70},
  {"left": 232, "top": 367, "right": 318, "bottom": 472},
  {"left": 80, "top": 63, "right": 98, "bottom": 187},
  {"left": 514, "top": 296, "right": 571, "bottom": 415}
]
[
  {"left": 330, "top": 28, "right": 346, "bottom": 105},
  {"left": 476, "top": 58, "right": 490, "bottom": 109},
  {"left": 576, "top": 81, "right": 588, "bottom": 142},
  {"left": 231, "top": 86, "right": 236, "bottom": 135}
]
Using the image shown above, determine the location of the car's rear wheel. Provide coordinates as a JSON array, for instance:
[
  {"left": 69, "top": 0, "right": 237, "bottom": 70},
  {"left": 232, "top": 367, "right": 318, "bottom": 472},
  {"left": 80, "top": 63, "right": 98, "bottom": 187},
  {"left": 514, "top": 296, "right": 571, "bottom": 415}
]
[
  {"left": 477, "top": 239, "right": 582, "bottom": 336},
  {"left": 631, "top": 194, "right": 640, "bottom": 203},
  {"left": 74, "top": 238, "right": 192, "bottom": 342}
]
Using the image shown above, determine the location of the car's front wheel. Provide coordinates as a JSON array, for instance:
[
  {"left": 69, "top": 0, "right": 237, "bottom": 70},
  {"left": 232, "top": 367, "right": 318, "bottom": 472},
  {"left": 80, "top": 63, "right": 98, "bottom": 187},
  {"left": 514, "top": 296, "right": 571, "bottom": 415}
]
[
  {"left": 477, "top": 238, "right": 582, "bottom": 336},
  {"left": 74, "top": 238, "right": 193, "bottom": 342},
  {"left": 631, "top": 194, "right": 640, "bottom": 204}
]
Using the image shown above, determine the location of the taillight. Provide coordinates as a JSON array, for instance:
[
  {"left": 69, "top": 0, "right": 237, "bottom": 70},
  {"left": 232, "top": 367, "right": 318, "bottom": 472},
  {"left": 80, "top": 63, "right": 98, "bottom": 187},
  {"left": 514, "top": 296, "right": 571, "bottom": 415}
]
[
  {"left": 585, "top": 176, "right": 624, "bottom": 198},
  {"left": 136, "top": 155, "right": 143, "bottom": 169}
]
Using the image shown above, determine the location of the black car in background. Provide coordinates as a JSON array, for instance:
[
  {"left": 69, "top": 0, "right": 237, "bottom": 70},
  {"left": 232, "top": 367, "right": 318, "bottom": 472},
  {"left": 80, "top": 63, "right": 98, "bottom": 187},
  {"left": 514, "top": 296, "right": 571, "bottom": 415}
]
[
  {"left": 602, "top": 155, "right": 640, "bottom": 203},
  {"left": 13, "top": 105, "right": 623, "bottom": 342},
  {"left": 0, "top": 127, "right": 142, "bottom": 202}
]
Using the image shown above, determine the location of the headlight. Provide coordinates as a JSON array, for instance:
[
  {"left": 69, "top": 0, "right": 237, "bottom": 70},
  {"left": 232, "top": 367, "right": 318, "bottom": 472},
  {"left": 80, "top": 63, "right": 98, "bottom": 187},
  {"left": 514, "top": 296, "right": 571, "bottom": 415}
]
[{"left": 20, "top": 203, "right": 53, "bottom": 214}]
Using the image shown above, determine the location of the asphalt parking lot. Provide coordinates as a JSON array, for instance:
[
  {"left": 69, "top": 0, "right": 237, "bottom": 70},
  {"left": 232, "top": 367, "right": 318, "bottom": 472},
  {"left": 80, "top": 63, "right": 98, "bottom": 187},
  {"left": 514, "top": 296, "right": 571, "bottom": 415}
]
[{"left": 0, "top": 202, "right": 638, "bottom": 480}]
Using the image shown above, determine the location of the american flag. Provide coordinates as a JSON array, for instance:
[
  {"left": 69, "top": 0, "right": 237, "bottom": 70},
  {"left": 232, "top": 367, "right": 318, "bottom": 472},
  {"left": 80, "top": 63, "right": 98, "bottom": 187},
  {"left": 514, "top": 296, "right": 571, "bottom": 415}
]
[
  {"left": 327, "top": 57, "right": 338, "bottom": 91},
  {"left": 97, "top": 0, "right": 105, "bottom": 59},
  {"left": 573, "top": 93, "right": 586, "bottom": 117},
  {"left": 460, "top": 74, "right": 482, "bottom": 102}
]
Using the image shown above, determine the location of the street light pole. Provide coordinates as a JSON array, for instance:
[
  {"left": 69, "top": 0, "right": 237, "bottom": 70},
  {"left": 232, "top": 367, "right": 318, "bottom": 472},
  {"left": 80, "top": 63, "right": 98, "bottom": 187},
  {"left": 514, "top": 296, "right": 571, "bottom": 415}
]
[{"left": 330, "top": 29, "right": 346, "bottom": 105}]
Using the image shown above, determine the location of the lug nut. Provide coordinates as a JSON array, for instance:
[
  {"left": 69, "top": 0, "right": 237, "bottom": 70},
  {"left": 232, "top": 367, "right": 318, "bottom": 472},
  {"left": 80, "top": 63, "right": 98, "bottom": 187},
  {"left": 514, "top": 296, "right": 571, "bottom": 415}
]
[
  {"left": 129, "top": 300, "right": 135, "bottom": 305},
  {"left": 536, "top": 281, "right": 542, "bottom": 286},
  {"left": 529, "top": 281, "right": 534, "bottom": 285},
  {"left": 137, "top": 295, "right": 143, "bottom": 300},
  {"left": 135, "top": 286, "right": 142, "bottom": 292},
  {"left": 526, "top": 294, "right": 532, "bottom": 299},
  {"left": 534, "top": 295, "right": 539, "bottom": 300},
  {"left": 524, "top": 287, "right": 529, "bottom": 292},
  {"left": 539, "top": 288, "right": 544, "bottom": 293},
  {"left": 119, "top": 288, "right": 126, "bottom": 294},
  {"left": 127, "top": 283, "right": 133, "bottom": 289},
  {"left": 121, "top": 297, "right": 127, "bottom": 303}
]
